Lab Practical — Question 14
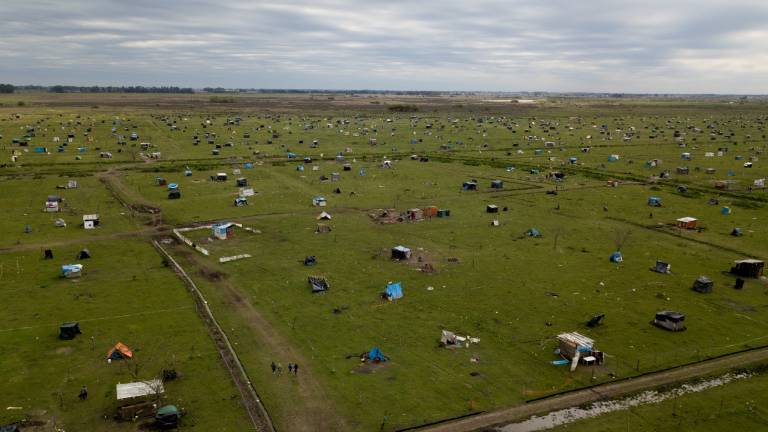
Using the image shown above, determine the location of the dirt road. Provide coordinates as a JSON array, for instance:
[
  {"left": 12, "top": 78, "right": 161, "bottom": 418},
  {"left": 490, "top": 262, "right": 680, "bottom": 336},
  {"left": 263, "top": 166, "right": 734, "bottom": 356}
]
[{"left": 413, "top": 347, "right": 768, "bottom": 432}]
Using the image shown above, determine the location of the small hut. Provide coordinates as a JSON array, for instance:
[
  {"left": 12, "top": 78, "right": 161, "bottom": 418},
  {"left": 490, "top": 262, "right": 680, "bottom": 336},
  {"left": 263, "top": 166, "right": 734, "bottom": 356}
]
[
  {"left": 692, "top": 276, "right": 713, "bottom": 293},
  {"left": 653, "top": 311, "right": 686, "bottom": 331},
  {"left": 730, "top": 259, "right": 764, "bottom": 278}
]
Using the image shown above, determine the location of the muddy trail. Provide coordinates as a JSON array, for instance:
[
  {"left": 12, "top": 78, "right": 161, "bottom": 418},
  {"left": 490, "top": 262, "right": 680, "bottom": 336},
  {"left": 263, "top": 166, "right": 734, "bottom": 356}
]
[{"left": 170, "top": 245, "right": 349, "bottom": 432}]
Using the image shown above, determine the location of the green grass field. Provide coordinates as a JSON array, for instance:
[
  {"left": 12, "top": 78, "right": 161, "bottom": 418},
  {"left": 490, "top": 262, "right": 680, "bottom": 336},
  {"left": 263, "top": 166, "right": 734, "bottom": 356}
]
[{"left": 1, "top": 93, "right": 767, "bottom": 431}]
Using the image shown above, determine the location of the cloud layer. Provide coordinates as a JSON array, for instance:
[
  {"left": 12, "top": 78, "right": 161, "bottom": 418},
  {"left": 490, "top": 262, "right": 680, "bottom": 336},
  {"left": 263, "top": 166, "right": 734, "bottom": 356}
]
[{"left": 2, "top": 0, "right": 767, "bottom": 93}]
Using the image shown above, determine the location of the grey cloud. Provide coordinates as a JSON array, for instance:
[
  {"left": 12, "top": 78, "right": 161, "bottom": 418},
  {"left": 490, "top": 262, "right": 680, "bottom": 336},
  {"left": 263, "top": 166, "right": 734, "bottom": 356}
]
[{"left": 1, "top": 0, "right": 767, "bottom": 92}]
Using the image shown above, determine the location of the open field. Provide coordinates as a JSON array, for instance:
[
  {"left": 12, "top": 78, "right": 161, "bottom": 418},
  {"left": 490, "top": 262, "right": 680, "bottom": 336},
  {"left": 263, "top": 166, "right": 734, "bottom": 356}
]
[{"left": 1, "top": 93, "right": 767, "bottom": 431}]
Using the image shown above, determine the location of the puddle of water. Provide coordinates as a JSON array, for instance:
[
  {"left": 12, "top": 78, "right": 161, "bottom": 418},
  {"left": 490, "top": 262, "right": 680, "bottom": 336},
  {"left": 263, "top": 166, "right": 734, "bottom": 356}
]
[{"left": 497, "top": 371, "right": 753, "bottom": 431}]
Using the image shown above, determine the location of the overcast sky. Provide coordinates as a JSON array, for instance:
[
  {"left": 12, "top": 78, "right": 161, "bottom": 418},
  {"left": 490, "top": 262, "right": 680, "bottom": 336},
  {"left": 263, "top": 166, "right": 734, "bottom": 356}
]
[{"left": 2, "top": 0, "right": 767, "bottom": 93}]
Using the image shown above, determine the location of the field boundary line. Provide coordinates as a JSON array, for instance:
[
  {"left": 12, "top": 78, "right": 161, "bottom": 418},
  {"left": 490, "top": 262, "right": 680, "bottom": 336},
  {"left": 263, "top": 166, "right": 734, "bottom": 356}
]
[{"left": 153, "top": 240, "right": 275, "bottom": 432}]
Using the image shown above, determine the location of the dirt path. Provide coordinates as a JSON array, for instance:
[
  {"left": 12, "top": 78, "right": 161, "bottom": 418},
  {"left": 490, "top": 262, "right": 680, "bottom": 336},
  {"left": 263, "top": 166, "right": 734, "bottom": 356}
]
[
  {"left": 172, "top": 246, "right": 349, "bottom": 432},
  {"left": 412, "top": 347, "right": 768, "bottom": 432}
]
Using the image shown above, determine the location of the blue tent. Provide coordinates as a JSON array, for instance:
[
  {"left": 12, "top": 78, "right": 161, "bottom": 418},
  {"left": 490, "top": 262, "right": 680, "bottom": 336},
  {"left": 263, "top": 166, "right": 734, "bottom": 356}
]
[
  {"left": 287, "top": 152, "right": 297, "bottom": 159},
  {"left": 297, "top": 165, "right": 305, "bottom": 171},
  {"left": 610, "top": 251, "right": 623, "bottom": 263},
  {"left": 526, "top": 228, "right": 541, "bottom": 237},
  {"left": 569, "top": 157, "right": 578, "bottom": 164},
  {"left": 721, "top": 206, "right": 731, "bottom": 215},
  {"left": 385, "top": 282, "right": 403, "bottom": 300},
  {"left": 34, "top": 147, "right": 46, "bottom": 153},
  {"left": 534, "top": 149, "right": 543, "bottom": 155},
  {"left": 168, "top": 183, "right": 178, "bottom": 190},
  {"left": 184, "top": 168, "right": 192, "bottom": 176},
  {"left": 368, "top": 347, "right": 387, "bottom": 362},
  {"left": 359, "top": 168, "right": 366, "bottom": 176},
  {"left": 608, "top": 155, "right": 619, "bottom": 162},
  {"left": 648, "top": 196, "right": 662, "bottom": 206},
  {"left": 244, "top": 162, "right": 253, "bottom": 169}
]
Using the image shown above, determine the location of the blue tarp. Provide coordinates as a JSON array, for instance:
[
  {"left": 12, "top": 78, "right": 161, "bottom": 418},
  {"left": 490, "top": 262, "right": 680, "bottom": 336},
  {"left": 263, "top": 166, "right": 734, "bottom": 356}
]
[
  {"left": 244, "top": 162, "right": 253, "bottom": 169},
  {"left": 34, "top": 147, "right": 46, "bottom": 153},
  {"left": 385, "top": 282, "right": 403, "bottom": 300},
  {"left": 61, "top": 264, "right": 83, "bottom": 276},
  {"left": 526, "top": 228, "right": 541, "bottom": 237},
  {"left": 287, "top": 152, "right": 297, "bottom": 158},
  {"left": 168, "top": 183, "right": 178, "bottom": 190},
  {"left": 610, "top": 251, "right": 623, "bottom": 263},
  {"left": 297, "top": 165, "right": 305, "bottom": 171},
  {"left": 648, "top": 196, "right": 661, "bottom": 206},
  {"left": 368, "top": 347, "right": 387, "bottom": 362}
]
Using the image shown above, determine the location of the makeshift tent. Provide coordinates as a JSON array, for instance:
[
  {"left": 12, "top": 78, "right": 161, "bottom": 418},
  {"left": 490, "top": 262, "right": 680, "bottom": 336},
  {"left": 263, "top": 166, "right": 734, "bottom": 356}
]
[
  {"left": 586, "top": 314, "right": 605, "bottom": 328},
  {"left": 44, "top": 249, "right": 54, "bottom": 259},
  {"left": 61, "top": 264, "right": 83, "bottom": 278},
  {"left": 526, "top": 228, "right": 542, "bottom": 237},
  {"left": 407, "top": 208, "right": 424, "bottom": 221},
  {"left": 491, "top": 180, "right": 503, "bottom": 189},
  {"left": 116, "top": 379, "right": 163, "bottom": 402},
  {"left": 236, "top": 178, "right": 247, "bottom": 187},
  {"left": 385, "top": 282, "right": 403, "bottom": 300},
  {"left": 440, "top": 330, "right": 459, "bottom": 346},
  {"left": 155, "top": 177, "right": 167, "bottom": 186},
  {"left": 234, "top": 197, "right": 247, "bottom": 206},
  {"left": 651, "top": 260, "right": 671, "bottom": 274},
  {"left": 692, "top": 276, "right": 714, "bottom": 293},
  {"left": 721, "top": 206, "right": 731, "bottom": 215},
  {"left": 212, "top": 223, "right": 235, "bottom": 239},
  {"left": 653, "top": 311, "right": 686, "bottom": 332},
  {"left": 308, "top": 276, "right": 329, "bottom": 293},
  {"left": 731, "top": 227, "right": 743, "bottom": 237},
  {"left": 54, "top": 218, "right": 66, "bottom": 227},
  {"left": 730, "top": 259, "right": 764, "bottom": 278},
  {"left": 647, "top": 196, "right": 662, "bottom": 207},
  {"left": 83, "top": 214, "right": 100, "bottom": 229},
  {"left": 437, "top": 209, "right": 451, "bottom": 217},
  {"left": 367, "top": 347, "right": 387, "bottom": 363},
  {"left": 486, "top": 204, "right": 499, "bottom": 213},
  {"left": 76, "top": 248, "right": 91, "bottom": 259},
  {"left": 391, "top": 246, "right": 411, "bottom": 260},
  {"left": 59, "top": 322, "right": 81, "bottom": 340},
  {"left": 676, "top": 217, "right": 697, "bottom": 229},
  {"left": 168, "top": 189, "right": 181, "bottom": 200},
  {"left": 462, "top": 181, "right": 478, "bottom": 191},
  {"left": 107, "top": 342, "right": 134, "bottom": 360},
  {"left": 304, "top": 256, "right": 317, "bottom": 266},
  {"left": 423, "top": 206, "right": 438, "bottom": 217},
  {"left": 609, "top": 251, "right": 623, "bottom": 263},
  {"left": 167, "top": 183, "right": 178, "bottom": 190},
  {"left": 155, "top": 405, "right": 180, "bottom": 428},
  {"left": 312, "top": 196, "right": 327, "bottom": 206},
  {"left": 315, "top": 223, "right": 332, "bottom": 233},
  {"left": 316, "top": 211, "right": 332, "bottom": 220}
]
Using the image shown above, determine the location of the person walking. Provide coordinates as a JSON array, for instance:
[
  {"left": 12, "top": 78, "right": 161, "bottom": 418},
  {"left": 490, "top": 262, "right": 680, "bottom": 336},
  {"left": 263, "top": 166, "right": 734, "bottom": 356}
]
[
  {"left": 271, "top": 361, "right": 276, "bottom": 374},
  {"left": 293, "top": 363, "right": 299, "bottom": 376},
  {"left": 288, "top": 363, "right": 293, "bottom": 374},
  {"left": 78, "top": 386, "right": 88, "bottom": 400}
]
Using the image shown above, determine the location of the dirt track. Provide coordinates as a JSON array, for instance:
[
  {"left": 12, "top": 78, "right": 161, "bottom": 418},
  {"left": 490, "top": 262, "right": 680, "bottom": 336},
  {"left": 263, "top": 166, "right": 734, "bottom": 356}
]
[{"left": 412, "top": 347, "right": 768, "bottom": 432}]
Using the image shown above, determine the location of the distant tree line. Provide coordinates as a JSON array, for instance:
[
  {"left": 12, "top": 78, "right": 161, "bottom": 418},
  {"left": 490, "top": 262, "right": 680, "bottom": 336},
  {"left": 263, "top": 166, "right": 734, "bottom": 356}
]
[
  {"left": 0, "top": 84, "right": 14, "bottom": 93},
  {"left": 48, "top": 85, "right": 194, "bottom": 93}
]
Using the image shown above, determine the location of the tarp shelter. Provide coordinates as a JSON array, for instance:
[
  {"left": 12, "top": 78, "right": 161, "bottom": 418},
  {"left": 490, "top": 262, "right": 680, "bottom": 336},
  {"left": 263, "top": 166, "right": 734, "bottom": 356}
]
[
  {"left": 721, "top": 206, "right": 731, "bottom": 215},
  {"left": 440, "top": 330, "right": 459, "bottom": 346},
  {"left": 45, "top": 201, "right": 60, "bottom": 212},
  {"left": 213, "top": 223, "right": 235, "bottom": 240},
  {"left": 184, "top": 168, "right": 192, "bottom": 176},
  {"left": 385, "top": 282, "right": 403, "bottom": 300},
  {"left": 312, "top": 196, "right": 327, "bottom": 207},
  {"left": 731, "top": 259, "right": 764, "bottom": 278},
  {"left": 692, "top": 276, "right": 714, "bottom": 293},
  {"left": 407, "top": 208, "right": 424, "bottom": 221},
  {"left": 304, "top": 256, "right": 317, "bottom": 266},
  {"left": 391, "top": 245, "right": 411, "bottom": 260},
  {"left": 608, "top": 154, "right": 620, "bottom": 161},
  {"left": 526, "top": 228, "right": 541, "bottom": 237},
  {"left": 61, "top": 264, "right": 83, "bottom": 278},
  {"left": 676, "top": 217, "right": 698, "bottom": 229},
  {"left": 367, "top": 347, "right": 387, "bottom": 363},
  {"left": 652, "top": 260, "right": 671, "bottom": 274},
  {"left": 83, "top": 214, "right": 100, "bottom": 229},
  {"left": 731, "top": 227, "right": 743, "bottom": 237},
  {"left": 116, "top": 379, "right": 163, "bottom": 401},
  {"left": 487, "top": 204, "right": 498, "bottom": 213},
  {"left": 44, "top": 249, "right": 53, "bottom": 259},
  {"left": 557, "top": 332, "right": 594, "bottom": 359},
  {"left": 234, "top": 197, "right": 247, "bottom": 206},
  {"left": 653, "top": 311, "right": 686, "bottom": 332},
  {"left": 462, "top": 181, "right": 478, "bottom": 191},
  {"left": 437, "top": 209, "right": 451, "bottom": 217},
  {"left": 308, "top": 276, "right": 329, "bottom": 293},
  {"left": 59, "top": 322, "right": 81, "bottom": 340},
  {"left": 215, "top": 173, "right": 227, "bottom": 181},
  {"left": 107, "top": 342, "right": 134, "bottom": 360},
  {"left": 236, "top": 178, "right": 248, "bottom": 187},
  {"left": 54, "top": 218, "right": 66, "bottom": 227},
  {"left": 77, "top": 248, "right": 90, "bottom": 259},
  {"left": 648, "top": 196, "right": 662, "bottom": 207},
  {"left": 168, "top": 189, "right": 181, "bottom": 200},
  {"left": 315, "top": 223, "right": 332, "bottom": 233},
  {"left": 155, "top": 405, "right": 180, "bottom": 428},
  {"left": 167, "top": 183, "right": 178, "bottom": 190},
  {"left": 491, "top": 180, "right": 503, "bottom": 189},
  {"left": 609, "top": 251, "right": 623, "bottom": 263},
  {"left": 423, "top": 206, "right": 438, "bottom": 217},
  {"left": 316, "top": 211, "right": 332, "bottom": 220}
]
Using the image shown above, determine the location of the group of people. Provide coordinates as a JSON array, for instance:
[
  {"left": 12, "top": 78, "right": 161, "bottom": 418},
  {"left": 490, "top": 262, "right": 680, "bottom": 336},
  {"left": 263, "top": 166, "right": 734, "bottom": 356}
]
[{"left": 271, "top": 361, "right": 299, "bottom": 376}]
